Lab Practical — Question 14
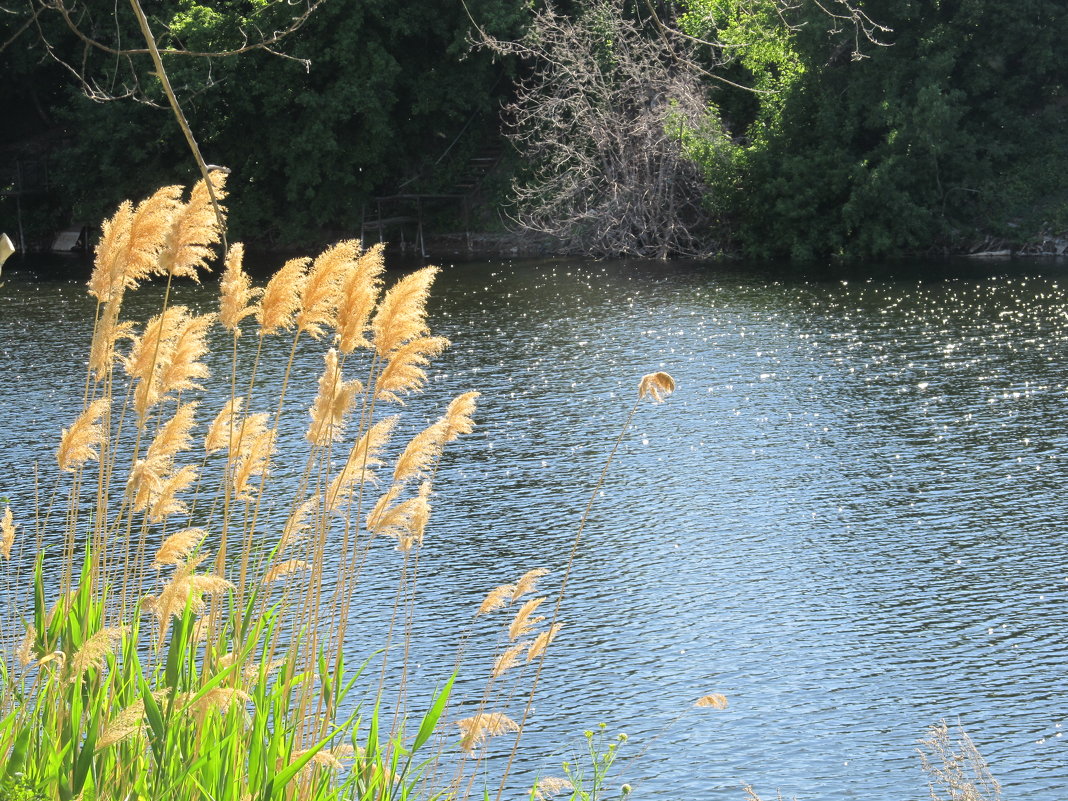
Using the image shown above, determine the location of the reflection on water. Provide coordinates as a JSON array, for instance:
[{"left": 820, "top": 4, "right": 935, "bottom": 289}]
[{"left": 1, "top": 255, "right": 1066, "bottom": 799}]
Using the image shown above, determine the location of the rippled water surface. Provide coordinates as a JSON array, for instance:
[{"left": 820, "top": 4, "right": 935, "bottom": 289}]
[{"left": 1, "top": 256, "right": 1066, "bottom": 799}]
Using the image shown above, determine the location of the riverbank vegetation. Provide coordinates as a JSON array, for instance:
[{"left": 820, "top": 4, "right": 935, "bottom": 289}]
[
  {"left": 4, "top": 0, "right": 1068, "bottom": 259},
  {"left": 3, "top": 1, "right": 1067, "bottom": 259}
]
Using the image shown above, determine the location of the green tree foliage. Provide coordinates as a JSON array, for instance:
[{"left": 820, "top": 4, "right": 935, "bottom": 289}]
[
  {"left": 3, "top": 0, "right": 523, "bottom": 246},
  {"left": 724, "top": 0, "right": 1068, "bottom": 259}
]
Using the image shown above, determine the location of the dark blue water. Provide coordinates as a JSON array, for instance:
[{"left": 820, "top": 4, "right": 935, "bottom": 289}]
[{"left": 0, "top": 255, "right": 1065, "bottom": 799}]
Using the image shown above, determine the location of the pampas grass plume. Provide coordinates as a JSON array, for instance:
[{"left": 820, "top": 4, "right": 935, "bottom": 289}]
[
  {"left": 0, "top": 505, "right": 16, "bottom": 559},
  {"left": 88, "top": 300, "right": 135, "bottom": 381},
  {"left": 157, "top": 171, "right": 227, "bottom": 281},
  {"left": 56, "top": 397, "right": 109, "bottom": 472},
  {"left": 638, "top": 371, "right": 676, "bottom": 403},
  {"left": 153, "top": 527, "right": 207, "bottom": 568},
  {"left": 205, "top": 396, "right": 244, "bottom": 454},
  {"left": 296, "top": 239, "right": 359, "bottom": 340},
  {"left": 526, "top": 622, "right": 562, "bottom": 663},
  {"left": 492, "top": 641, "right": 528, "bottom": 677},
  {"left": 327, "top": 416, "right": 398, "bottom": 511},
  {"left": 373, "top": 335, "right": 449, "bottom": 403},
  {"left": 88, "top": 184, "right": 183, "bottom": 302},
  {"left": 231, "top": 413, "right": 275, "bottom": 502},
  {"left": 442, "top": 391, "right": 479, "bottom": 442},
  {"left": 148, "top": 402, "right": 199, "bottom": 462},
  {"left": 306, "top": 349, "right": 361, "bottom": 446},
  {"left": 370, "top": 266, "right": 439, "bottom": 356},
  {"left": 149, "top": 464, "right": 199, "bottom": 522},
  {"left": 158, "top": 311, "right": 215, "bottom": 397},
  {"left": 219, "top": 244, "right": 261, "bottom": 333},
  {"left": 69, "top": 626, "right": 126, "bottom": 678},
  {"left": 694, "top": 693, "right": 729, "bottom": 709},
  {"left": 477, "top": 584, "right": 515, "bottom": 616},
  {"left": 535, "top": 777, "right": 574, "bottom": 800},
  {"left": 511, "top": 568, "right": 549, "bottom": 602},
  {"left": 508, "top": 596, "right": 546, "bottom": 641},
  {"left": 336, "top": 242, "right": 385, "bottom": 353},
  {"left": 456, "top": 712, "right": 520, "bottom": 752},
  {"left": 257, "top": 257, "right": 309, "bottom": 335}
]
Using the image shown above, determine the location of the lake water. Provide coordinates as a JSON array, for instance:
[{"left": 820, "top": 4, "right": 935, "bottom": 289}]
[{"left": 1, "top": 255, "right": 1066, "bottom": 799}]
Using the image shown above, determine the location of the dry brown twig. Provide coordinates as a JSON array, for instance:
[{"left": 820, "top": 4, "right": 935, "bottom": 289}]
[{"left": 918, "top": 720, "right": 1001, "bottom": 801}]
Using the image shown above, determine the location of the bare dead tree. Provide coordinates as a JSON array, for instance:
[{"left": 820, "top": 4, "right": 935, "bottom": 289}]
[{"left": 478, "top": 0, "right": 725, "bottom": 259}]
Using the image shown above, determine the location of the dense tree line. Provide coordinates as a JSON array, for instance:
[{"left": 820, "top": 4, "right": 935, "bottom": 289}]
[{"left": 2, "top": 0, "right": 1066, "bottom": 259}]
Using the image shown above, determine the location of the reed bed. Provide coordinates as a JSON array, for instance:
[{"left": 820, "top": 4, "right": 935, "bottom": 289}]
[{"left": 0, "top": 177, "right": 680, "bottom": 801}]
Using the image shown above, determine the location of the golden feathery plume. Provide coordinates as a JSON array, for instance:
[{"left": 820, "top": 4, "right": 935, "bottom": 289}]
[
  {"left": 88, "top": 185, "right": 183, "bottom": 303},
  {"left": 205, "top": 396, "right": 245, "bottom": 454},
  {"left": 149, "top": 464, "right": 199, "bottom": 522},
  {"left": 442, "top": 391, "right": 479, "bottom": 442},
  {"left": 508, "top": 597, "right": 546, "bottom": 641},
  {"left": 147, "top": 402, "right": 199, "bottom": 462},
  {"left": 364, "top": 485, "right": 403, "bottom": 533},
  {"left": 157, "top": 312, "right": 216, "bottom": 398},
  {"left": 326, "top": 416, "right": 398, "bottom": 511},
  {"left": 694, "top": 693, "right": 729, "bottom": 709},
  {"left": 143, "top": 555, "right": 233, "bottom": 644},
  {"left": 68, "top": 626, "right": 126, "bottom": 678},
  {"left": 178, "top": 686, "right": 251, "bottom": 717},
  {"left": 526, "top": 623, "right": 562, "bottom": 663},
  {"left": 125, "top": 305, "right": 187, "bottom": 418},
  {"left": 153, "top": 527, "right": 207, "bottom": 568},
  {"left": 511, "top": 568, "right": 549, "bottom": 602},
  {"left": 638, "top": 371, "right": 676, "bottom": 403},
  {"left": 16, "top": 626, "right": 35, "bottom": 666},
  {"left": 157, "top": 171, "right": 227, "bottom": 281},
  {"left": 296, "top": 239, "right": 359, "bottom": 340},
  {"left": 128, "top": 455, "right": 169, "bottom": 516},
  {"left": 306, "top": 349, "right": 361, "bottom": 446},
  {"left": 125, "top": 306, "right": 186, "bottom": 384},
  {"left": 492, "top": 641, "right": 528, "bottom": 678},
  {"left": 393, "top": 419, "right": 448, "bottom": 484},
  {"left": 0, "top": 505, "right": 16, "bottom": 559},
  {"left": 395, "top": 482, "right": 432, "bottom": 552},
  {"left": 232, "top": 414, "right": 275, "bottom": 502},
  {"left": 88, "top": 297, "right": 136, "bottom": 381},
  {"left": 336, "top": 242, "right": 386, "bottom": 353},
  {"left": 57, "top": 398, "right": 110, "bottom": 473},
  {"left": 124, "top": 185, "right": 185, "bottom": 284},
  {"left": 535, "top": 777, "right": 574, "bottom": 801},
  {"left": 257, "top": 257, "right": 309, "bottom": 336},
  {"left": 129, "top": 402, "right": 198, "bottom": 517},
  {"left": 373, "top": 335, "right": 450, "bottom": 403},
  {"left": 477, "top": 584, "right": 516, "bottom": 616},
  {"left": 96, "top": 699, "right": 147, "bottom": 750},
  {"left": 456, "top": 712, "right": 520, "bottom": 753},
  {"left": 393, "top": 390, "right": 479, "bottom": 483},
  {"left": 370, "top": 266, "right": 439, "bottom": 356},
  {"left": 365, "top": 486, "right": 431, "bottom": 547},
  {"left": 279, "top": 494, "right": 319, "bottom": 553},
  {"left": 87, "top": 200, "right": 134, "bottom": 303},
  {"left": 262, "top": 559, "right": 311, "bottom": 584},
  {"left": 219, "top": 244, "right": 262, "bottom": 333}
]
